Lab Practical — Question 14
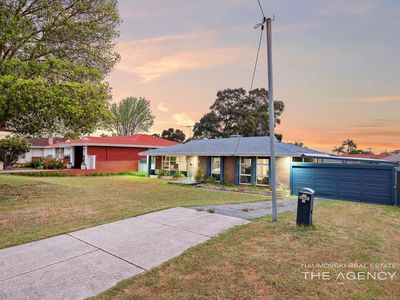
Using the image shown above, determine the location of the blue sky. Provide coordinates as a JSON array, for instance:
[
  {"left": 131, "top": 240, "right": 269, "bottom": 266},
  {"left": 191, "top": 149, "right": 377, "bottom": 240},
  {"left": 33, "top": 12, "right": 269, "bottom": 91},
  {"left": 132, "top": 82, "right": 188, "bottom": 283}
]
[{"left": 107, "top": 0, "right": 400, "bottom": 152}]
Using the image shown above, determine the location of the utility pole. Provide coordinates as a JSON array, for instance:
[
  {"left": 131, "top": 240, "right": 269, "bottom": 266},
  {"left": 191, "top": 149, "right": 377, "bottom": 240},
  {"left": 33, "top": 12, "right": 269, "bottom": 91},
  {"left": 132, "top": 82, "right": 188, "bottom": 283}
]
[
  {"left": 266, "top": 17, "right": 278, "bottom": 221},
  {"left": 181, "top": 125, "right": 193, "bottom": 139}
]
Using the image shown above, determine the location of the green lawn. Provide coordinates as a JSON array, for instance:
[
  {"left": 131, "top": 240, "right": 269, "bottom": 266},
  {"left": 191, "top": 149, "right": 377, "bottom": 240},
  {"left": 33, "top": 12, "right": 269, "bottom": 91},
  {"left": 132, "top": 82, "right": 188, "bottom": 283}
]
[
  {"left": 0, "top": 175, "right": 266, "bottom": 249},
  {"left": 97, "top": 201, "right": 400, "bottom": 299}
]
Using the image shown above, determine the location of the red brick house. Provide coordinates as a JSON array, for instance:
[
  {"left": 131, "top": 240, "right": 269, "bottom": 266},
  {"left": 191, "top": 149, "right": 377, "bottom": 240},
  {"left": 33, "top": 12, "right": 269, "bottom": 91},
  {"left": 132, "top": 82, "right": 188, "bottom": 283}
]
[{"left": 55, "top": 135, "right": 177, "bottom": 172}]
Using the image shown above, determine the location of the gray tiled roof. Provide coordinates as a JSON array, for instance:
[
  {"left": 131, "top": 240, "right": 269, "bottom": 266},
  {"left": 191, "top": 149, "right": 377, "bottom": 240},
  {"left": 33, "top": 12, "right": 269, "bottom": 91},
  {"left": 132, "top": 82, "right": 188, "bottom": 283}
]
[
  {"left": 140, "top": 136, "right": 326, "bottom": 157},
  {"left": 384, "top": 153, "right": 400, "bottom": 162}
]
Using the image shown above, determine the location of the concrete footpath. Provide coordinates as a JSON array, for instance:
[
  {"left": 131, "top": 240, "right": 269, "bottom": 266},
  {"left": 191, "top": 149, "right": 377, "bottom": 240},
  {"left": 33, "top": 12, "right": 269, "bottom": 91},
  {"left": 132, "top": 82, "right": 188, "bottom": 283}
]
[{"left": 0, "top": 207, "right": 248, "bottom": 300}]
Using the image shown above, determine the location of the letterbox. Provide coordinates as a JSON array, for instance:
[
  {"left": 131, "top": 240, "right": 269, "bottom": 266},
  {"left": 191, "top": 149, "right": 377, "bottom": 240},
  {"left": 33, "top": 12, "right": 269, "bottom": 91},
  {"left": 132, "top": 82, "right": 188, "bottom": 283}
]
[{"left": 296, "top": 188, "right": 315, "bottom": 226}]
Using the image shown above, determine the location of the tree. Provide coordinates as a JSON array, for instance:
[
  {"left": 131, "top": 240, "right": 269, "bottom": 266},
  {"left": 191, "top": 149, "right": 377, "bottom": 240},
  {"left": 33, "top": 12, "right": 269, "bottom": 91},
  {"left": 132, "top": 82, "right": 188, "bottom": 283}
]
[
  {"left": 161, "top": 128, "right": 186, "bottom": 143},
  {"left": 0, "top": 0, "right": 121, "bottom": 137},
  {"left": 109, "top": 97, "right": 155, "bottom": 136},
  {"left": 332, "top": 145, "right": 345, "bottom": 155},
  {"left": 342, "top": 139, "right": 357, "bottom": 153},
  {"left": 0, "top": 137, "right": 31, "bottom": 169},
  {"left": 193, "top": 88, "right": 284, "bottom": 139}
]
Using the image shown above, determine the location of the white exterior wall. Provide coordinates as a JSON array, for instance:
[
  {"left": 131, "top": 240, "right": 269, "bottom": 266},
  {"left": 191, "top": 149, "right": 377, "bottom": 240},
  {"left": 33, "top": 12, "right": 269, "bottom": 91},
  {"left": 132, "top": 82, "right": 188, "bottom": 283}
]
[
  {"left": 32, "top": 148, "right": 44, "bottom": 157},
  {"left": 17, "top": 146, "right": 72, "bottom": 163},
  {"left": 43, "top": 148, "right": 55, "bottom": 157}
]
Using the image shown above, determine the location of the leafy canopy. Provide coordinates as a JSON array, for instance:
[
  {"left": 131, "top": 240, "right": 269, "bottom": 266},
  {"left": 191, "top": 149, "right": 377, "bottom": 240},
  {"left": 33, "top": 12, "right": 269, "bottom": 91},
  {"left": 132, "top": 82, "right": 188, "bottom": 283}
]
[
  {"left": 193, "top": 88, "right": 285, "bottom": 139},
  {"left": 0, "top": 0, "right": 121, "bottom": 137},
  {"left": 109, "top": 97, "right": 155, "bottom": 136},
  {"left": 161, "top": 128, "right": 186, "bottom": 143},
  {"left": 0, "top": 136, "right": 31, "bottom": 168}
]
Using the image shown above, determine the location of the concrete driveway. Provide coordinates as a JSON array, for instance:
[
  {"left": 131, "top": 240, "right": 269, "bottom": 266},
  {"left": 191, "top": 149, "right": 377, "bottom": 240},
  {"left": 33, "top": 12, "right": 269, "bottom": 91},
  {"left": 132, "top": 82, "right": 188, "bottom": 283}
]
[{"left": 0, "top": 207, "right": 248, "bottom": 300}]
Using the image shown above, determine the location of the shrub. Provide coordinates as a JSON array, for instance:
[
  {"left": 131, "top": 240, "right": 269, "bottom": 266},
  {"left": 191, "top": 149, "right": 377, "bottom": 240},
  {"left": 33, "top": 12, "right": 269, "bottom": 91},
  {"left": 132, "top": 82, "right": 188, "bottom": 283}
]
[
  {"left": 28, "top": 158, "right": 43, "bottom": 169},
  {"left": 158, "top": 169, "right": 166, "bottom": 178},
  {"left": 204, "top": 176, "right": 217, "bottom": 184},
  {"left": 172, "top": 170, "right": 183, "bottom": 179},
  {"left": 195, "top": 168, "right": 203, "bottom": 182},
  {"left": 42, "top": 157, "right": 66, "bottom": 169}
]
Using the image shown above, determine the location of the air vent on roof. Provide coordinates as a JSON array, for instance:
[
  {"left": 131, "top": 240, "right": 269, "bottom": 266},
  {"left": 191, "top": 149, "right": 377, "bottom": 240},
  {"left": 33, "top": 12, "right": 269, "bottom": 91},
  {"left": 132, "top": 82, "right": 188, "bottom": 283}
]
[{"left": 230, "top": 135, "right": 242, "bottom": 138}]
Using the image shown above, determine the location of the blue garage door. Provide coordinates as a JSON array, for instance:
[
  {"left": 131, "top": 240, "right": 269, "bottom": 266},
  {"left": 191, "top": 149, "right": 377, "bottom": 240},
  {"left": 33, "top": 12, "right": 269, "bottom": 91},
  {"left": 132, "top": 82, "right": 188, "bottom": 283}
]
[{"left": 291, "top": 163, "right": 396, "bottom": 205}]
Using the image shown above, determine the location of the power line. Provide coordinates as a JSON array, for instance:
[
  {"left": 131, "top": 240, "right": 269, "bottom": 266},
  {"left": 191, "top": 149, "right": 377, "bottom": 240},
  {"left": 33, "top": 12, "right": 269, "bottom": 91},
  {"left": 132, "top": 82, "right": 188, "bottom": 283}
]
[
  {"left": 257, "top": 0, "right": 266, "bottom": 18},
  {"left": 249, "top": 21, "right": 264, "bottom": 92}
]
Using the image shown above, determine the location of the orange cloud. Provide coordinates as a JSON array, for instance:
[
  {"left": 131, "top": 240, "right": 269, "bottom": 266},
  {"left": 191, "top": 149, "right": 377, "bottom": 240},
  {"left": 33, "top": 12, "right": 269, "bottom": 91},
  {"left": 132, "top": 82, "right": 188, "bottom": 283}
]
[
  {"left": 172, "top": 113, "right": 195, "bottom": 126},
  {"left": 157, "top": 102, "right": 169, "bottom": 112},
  {"left": 115, "top": 32, "right": 249, "bottom": 83},
  {"left": 352, "top": 95, "right": 400, "bottom": 103}
]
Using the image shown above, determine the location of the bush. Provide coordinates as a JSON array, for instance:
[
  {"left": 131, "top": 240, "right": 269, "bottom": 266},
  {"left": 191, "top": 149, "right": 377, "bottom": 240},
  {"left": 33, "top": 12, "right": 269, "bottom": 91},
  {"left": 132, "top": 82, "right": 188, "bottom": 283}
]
[
  {"left": 42, "top": 157, "right": 66, "bottom": 169},
  {"left": 158, "top": 169, "right": 166, "bottom": 178},
  {"left": 195, "top": 168, "right": 203, "bottom": 182},
  {"left": 204, "top": 176, "right": 217, "bottom": 184},
  {"left": 172, "top": 170, "right": 182, "bottom": 179},
  {"left": 28, "top": 158, "right": 43, "bottom": 169}
]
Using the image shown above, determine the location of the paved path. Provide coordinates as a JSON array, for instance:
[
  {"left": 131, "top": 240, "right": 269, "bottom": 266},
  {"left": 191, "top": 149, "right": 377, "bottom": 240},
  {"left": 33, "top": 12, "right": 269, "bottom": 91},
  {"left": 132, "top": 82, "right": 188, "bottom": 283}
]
[
  {"left": 0, "top": 207, "right": 248, "bottom": 300},
  {"left": 192, "top": 198, "right": 326, "bottom": 219}
]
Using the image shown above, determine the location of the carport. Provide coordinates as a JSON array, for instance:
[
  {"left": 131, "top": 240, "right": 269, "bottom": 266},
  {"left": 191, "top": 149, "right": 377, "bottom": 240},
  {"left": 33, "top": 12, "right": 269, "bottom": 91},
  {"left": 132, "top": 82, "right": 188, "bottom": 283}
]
[{"left": 291, "top": 155, "right": 398, "bottom": 205}]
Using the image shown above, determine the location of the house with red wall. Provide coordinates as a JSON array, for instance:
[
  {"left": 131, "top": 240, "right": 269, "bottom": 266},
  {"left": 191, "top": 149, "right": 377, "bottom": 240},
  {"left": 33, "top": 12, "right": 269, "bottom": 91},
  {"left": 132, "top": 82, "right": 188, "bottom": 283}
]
[{"left": 55, "top": 135, "right": 177, "bottom": 172}]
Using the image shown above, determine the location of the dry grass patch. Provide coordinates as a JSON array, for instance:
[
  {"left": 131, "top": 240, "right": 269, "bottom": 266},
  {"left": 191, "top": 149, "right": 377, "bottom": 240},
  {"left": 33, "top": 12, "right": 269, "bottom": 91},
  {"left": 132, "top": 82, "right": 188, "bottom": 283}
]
[
  {"left": 0, "top": 175, "right": 266, "bottom": 249},
  {"left": 97, "top": 201, "right": 400, "bottom": 300}
]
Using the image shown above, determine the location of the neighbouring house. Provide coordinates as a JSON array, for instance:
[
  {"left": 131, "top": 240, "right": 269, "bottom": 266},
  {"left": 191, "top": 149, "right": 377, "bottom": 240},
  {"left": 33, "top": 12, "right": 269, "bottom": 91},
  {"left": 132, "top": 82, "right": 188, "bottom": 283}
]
[
  {"left": 341, "top": 153, "right": 392, "bottom": 159},
  {"left": 384, "top": 153, "right": 400, "bottom": 164},
  {"left": 18, "top": 137, "right": 69, "bottom": 163},
  {"left": 55, "top": 134, "right": 178, "bottom": 172},
  {"left": 141, "top": 136, "right": 399, "bottom": 205}
]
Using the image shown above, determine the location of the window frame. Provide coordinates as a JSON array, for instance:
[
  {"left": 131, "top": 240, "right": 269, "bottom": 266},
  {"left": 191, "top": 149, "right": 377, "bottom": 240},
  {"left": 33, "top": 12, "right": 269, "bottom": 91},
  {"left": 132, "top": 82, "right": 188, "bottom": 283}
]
[
  {"left": 256, "top": 157, "right": 269, "bottom": 187},
  {"left": 162, "top": 156, "right": 187, "bottom": 175},
  {"left": 239, "top": 157, "right": 252, "bottom": 185},
  {"left": 211, "top": 157, "right": 221, "bottom": 182}
]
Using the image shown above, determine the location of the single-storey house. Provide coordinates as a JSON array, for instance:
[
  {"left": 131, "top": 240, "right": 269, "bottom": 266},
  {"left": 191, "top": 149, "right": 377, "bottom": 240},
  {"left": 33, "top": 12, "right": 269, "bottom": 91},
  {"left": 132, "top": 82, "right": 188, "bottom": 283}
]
[
  {"left": 56, "top": 134, "right": 177, "bottom": 172},
  {"left": 141, "top": 136, "right": 325, "bottom": 189},
  {"left": 141, "top": 136, "right": 399, "bottom": 205},
  {"left": 18, "top": 137, "right": 69, "bottom": 163}
]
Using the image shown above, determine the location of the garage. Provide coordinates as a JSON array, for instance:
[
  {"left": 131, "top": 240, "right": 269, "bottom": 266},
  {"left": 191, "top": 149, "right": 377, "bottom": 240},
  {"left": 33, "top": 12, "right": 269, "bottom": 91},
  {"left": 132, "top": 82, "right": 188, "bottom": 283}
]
[{"left": 291, "top": 156, "right": 398, "bottom": 205}]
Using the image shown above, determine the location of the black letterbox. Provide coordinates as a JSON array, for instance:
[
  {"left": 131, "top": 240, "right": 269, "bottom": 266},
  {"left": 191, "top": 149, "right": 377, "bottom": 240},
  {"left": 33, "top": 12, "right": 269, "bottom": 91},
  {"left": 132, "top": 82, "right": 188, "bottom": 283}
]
[{"left": 296, "top": 188, "right": 315, "bottom": 226}]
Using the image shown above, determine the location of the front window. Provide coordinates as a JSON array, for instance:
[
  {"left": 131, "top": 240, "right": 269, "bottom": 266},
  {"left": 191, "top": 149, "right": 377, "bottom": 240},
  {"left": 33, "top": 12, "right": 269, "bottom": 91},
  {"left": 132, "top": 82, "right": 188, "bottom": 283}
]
[
  {"left": 256, "top": 157, "right": 269, "bottom": 186},
  {"left": 162, "top": 156, "right": 187, "bottom": 175},
  {"left": 211, "top": 157, "right": 221, "bottom": 181},
  {"left": 240, "top": 157, "right": 252, "bottom": 184},
  {"left": 55, "top": 148, "right": 64, "bottom": 159}
]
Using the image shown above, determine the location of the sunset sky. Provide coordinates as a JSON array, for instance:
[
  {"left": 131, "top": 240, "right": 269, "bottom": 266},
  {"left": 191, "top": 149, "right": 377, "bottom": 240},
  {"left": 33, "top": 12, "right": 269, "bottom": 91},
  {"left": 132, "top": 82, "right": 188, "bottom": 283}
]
[{"left": 107, "top": 0, "right": 400, "bottom": 153}]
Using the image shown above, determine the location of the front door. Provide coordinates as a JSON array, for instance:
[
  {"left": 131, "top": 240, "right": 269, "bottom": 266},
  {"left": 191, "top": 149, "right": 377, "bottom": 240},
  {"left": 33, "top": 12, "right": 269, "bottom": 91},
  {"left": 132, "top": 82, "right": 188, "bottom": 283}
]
[{"left": 74, "top": 146, "right": 84, "bottom": 168}]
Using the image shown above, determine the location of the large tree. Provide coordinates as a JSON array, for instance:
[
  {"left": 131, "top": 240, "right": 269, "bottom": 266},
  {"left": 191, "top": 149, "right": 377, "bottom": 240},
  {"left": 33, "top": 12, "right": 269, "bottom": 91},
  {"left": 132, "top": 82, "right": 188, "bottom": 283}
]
[
  {"left": 109, "top": 97, "right": 155, "bottom": 136},
  {"left": 193, "top": 88, "right": 285, "bottom": 139},
  {"left": 161, "top": 128, "right": 186, "bottom": 143},
  {"left": 0, "top": 0, "right": 121, "bottom": 137}
]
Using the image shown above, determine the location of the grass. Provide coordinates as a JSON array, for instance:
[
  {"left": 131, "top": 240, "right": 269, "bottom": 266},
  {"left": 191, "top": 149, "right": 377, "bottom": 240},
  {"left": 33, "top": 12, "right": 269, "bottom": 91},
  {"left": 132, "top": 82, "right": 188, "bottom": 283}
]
[
  {"left": 97, "top": 201, "right": 400, "bottom": 299},
  {"left": 0, "top": 175, "right": 266, "bottom": 249}
]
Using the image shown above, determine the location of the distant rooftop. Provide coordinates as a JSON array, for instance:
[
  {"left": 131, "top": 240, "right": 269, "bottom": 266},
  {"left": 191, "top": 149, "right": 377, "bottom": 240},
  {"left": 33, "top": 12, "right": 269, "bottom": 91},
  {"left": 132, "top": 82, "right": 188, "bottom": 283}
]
[
  {"left": 55, "top": 134, "right": 178, "bottom": 148},
  {"left": 28, "top": 137, "right": 65, "bottom": 147}
]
